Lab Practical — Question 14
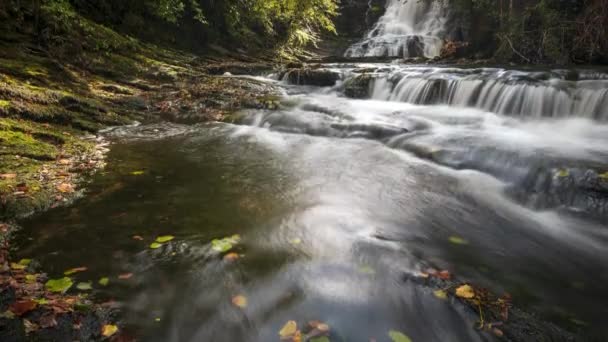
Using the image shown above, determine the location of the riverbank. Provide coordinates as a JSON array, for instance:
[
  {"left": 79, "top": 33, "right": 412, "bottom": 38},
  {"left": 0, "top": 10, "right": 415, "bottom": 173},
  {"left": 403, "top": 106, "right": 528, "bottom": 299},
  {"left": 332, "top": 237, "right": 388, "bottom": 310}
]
[{"left": 0, "top": 19, "right": 283, "bottom": 338}]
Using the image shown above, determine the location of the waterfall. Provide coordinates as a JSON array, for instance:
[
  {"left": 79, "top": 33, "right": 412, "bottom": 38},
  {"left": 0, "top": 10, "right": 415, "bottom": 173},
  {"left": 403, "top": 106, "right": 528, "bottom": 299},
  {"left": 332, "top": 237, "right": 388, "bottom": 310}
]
[
  {"left": 340, "top": 67, "right": 608, "bottom": 121},
  {"left": 345, "top": 0, "right": 447, "bottom": 58}
]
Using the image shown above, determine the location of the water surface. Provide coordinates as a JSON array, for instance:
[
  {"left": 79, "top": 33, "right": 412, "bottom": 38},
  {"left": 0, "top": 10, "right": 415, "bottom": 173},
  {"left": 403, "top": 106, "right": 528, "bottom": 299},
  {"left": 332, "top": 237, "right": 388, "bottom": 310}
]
[{"left": 14, "top": 64, "right": 608, "bottom": 341}]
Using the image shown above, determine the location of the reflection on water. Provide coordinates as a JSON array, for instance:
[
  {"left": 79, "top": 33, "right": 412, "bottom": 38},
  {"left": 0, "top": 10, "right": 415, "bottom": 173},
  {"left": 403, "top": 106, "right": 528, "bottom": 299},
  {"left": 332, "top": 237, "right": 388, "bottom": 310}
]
[{"left": 14, "top": 65, "right": 608, "bottom": 341}]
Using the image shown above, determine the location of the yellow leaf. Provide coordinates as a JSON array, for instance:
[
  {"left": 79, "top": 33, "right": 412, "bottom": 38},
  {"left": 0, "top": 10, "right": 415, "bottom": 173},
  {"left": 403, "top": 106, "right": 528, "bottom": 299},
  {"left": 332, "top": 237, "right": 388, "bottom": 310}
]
[
  {"left": 231, "top": 295, "right": 248, "bottom": 308},
  {"left": 556, "top": 169, "right": 569, "bottom": 178},
  {"left": 599, "top": 172, "right": 608, "bottom": 180},
  {"left": 434, "top": 289, "right": 448, "bottom": 299},
  {"left": 101, "top": 324, "right": 118, "bottom": 337},
  {"left": 279, "top": 320, "right": 298, "bottom": 339},
  {"left": 455, "top": 284, "right": 475, "bottom": 299},
  {"left": 131, "top": 171, "right": 145, "bottom": 176}
]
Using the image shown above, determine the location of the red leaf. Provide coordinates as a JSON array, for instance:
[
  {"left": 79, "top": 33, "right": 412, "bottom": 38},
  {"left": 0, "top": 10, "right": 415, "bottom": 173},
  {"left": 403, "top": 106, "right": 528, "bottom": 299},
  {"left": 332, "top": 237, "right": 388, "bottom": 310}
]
[{"left": 9, "top": 300, "right": 37, "bottom": 316}]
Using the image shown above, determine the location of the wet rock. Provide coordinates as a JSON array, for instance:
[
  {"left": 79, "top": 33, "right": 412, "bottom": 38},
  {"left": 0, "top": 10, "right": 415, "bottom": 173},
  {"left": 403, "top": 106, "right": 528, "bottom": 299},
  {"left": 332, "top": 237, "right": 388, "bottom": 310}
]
[
  {"left": 342, "top": 74, "right": 373, "bottom": 98},
  {"left": 510, "top": 167, "right": 608, "bottom": 223},
  {"left": 281, "top": 68, "right": 341, "bottom": 87}
]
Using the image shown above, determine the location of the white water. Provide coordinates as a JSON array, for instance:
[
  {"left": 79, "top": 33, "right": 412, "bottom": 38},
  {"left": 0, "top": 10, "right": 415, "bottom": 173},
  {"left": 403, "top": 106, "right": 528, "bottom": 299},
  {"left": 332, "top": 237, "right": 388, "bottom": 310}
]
[
  {"left": 339, "top": 66, "right": 608, "bottom": 120},
  {"left": 345, "top": 0, "right": 447, "bottom": 58}
]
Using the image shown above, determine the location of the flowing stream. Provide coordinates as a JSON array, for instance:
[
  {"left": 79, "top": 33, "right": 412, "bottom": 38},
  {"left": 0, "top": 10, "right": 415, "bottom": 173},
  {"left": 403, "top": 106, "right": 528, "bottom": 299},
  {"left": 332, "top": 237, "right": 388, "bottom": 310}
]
[{"left": 13, "top": 64, "right": 608, "bottom": 341}]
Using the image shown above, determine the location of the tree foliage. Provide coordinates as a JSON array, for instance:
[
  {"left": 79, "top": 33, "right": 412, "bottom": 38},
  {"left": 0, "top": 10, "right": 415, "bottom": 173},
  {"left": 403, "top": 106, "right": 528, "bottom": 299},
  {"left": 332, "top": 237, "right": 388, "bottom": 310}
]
[
  {"left": 1, "top": 0, "right": 339, "bottom": 57},
  {"left": 447, "top": 0, "right": 608, "bottom": 63}
]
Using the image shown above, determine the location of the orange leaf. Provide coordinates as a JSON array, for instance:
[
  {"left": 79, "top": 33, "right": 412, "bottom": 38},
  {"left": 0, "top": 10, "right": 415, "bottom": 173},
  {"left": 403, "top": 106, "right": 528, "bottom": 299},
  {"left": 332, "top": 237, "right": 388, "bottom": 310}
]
[
  {"left": 455, "top": 284, "right": 475, "bottom": 299},
  {"left": 223, "top": 252, "right": 240, "bottom": 262},
  {"left": 437, "top": 270, "right": 451, "bottom": 280},
  {"left": 57, "top": 183, "right": 74, "bottom": 193},
  {"left": 9, "top": 300, "right": 37, "bottom": 316},
  {"left": 118, "top": 273, "right": 133, "bottom": 280},
  {"left": 231, "top": 295, "right": 248, "bottom": 308}
]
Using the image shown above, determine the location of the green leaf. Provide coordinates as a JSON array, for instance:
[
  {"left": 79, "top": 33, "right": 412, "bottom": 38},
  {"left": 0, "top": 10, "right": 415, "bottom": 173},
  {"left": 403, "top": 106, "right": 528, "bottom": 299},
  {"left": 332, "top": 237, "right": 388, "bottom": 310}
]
[
  {"left": 150, "top": 242, "right": 163, "bottom": 249},
  {"left": 448, "top": 236, "right": 468, "bottom": 245},
  {"left": 18, "top": 259, "right": 32, "bottom": 266},
  {"left": 76, "top": 282, "right": 93, "bottom": 291},
  {"left": 389, "top": 330, "right": 412, "bottom": 342},
  {"left": 34, "top": 298, "right": 49, "bottom": 305},
  {"left": 45, "top": 277, "right": 73, "bottom": 293},
  {"left": 211, "top": 234, "right": 241, "bottom": 253},
  {"left": 434, "top": 289, "right": 448, "bottom": 299},
  {"left": 310, "top": 337, "right": 330, "bottom": 342},
  {"left": 64, "top": 267, "right": 87, "bottom": 275},
  {"left": 358, "top": 265, "right": 376, "bottom": 275},
  {"left": 98, "top": 277, "right": 109, "bottom": 286},
  {"left": 25, "top": 274, "right": 37, "bottom": 283},
  {"left": 155, "top": 235, "right": 175, "bottom": 243}
]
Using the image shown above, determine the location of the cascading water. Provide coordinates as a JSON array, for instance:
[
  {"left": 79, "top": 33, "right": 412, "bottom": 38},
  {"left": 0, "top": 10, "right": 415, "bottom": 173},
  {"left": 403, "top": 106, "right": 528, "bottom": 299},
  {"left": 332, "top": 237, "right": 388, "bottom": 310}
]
[
  {"left": 339, "top": 66, "right": 608, "bottom": 120},
  {"left": 345, "top": 0, "right": 447, "bottom": 58}
]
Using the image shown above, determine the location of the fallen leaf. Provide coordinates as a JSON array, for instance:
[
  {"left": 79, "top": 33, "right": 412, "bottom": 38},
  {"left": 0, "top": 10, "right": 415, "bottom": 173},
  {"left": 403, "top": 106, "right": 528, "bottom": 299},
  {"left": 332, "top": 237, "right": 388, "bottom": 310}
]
[
  {"left": 58, "top": 159, "right": 71, "bottom": 165},
  {"left": 57, "top": 183, "right": 74, "bottom": 193},
  {"left": 437, "top": 270, "right": 451, "bottom": 280},
  {"left": 556, "top": 169, "right": 570, "bottom": 178},
  {"left": 492, "top": 328, "right": 504, "bottom": 337},
  {"left": 0, "top": 310, "right": 16, "bottom": 319},
  {"left": 11, "top": 262, "right": 27, "bottom": 270},
  {"left": 132, "top": 235, "right": 144, "bottom": 241},
  {"left": 64, "top": 267, "right": 87, "bottom": 275},
  {"left": 448, "top": 236, "right": 468, "bottom": 245},
  {"left": 101, "top": 324, "right": 118, "bottom": 337},
  {"left": 358, "top": 266, "right": 376, "bottom": 275},
  {"left": 433, "top": 289, "right": 448, "bottom": 299},
  {"left": 24, "top": 319, "right": 39, "bottom": 334},
  {"left": 76, "top": 282, "right": 93, "bottom": 291},
  {"left": 131, "top": 171, "right": 145, "bottom": 176},
  {"left": 388, "top": 330, "right": 412, "bottom": 342},
  {"left": 599, "top": 172, "right": 608, "bottom": 180},
  {"left": 118, "top": 273, "right": 133, "bottom": 280},
  {"left": 455, "top": 284, "right": 475, "bottom": 299},
  {"left": 25, "top": 274, "right": 37, "bottom": 283},
  {"left": 155, "top": 317, "right": 161, "bottom": 322},
  {"left": 0, "top": 173, "right": 17, "bottom": 179},
  {"left": 290, "top": 238, "right": 302, "bottom": 245},
  {"left": 150, "top": 242, "right": 163, "bottom": 249},
  {"left": 310, "top": 337, "right": 330, "bottom": 342},
  {"left": 33, "top": 298, "right": 49, "bottom": 305},
  {"left": 19, "top": 258, "right": 32, "bottom": 266},
  {"left": 223, "top": 252, "right": 240, "bottom": 261},
  {"left": 231, "top": 295, "right": 248, "bottom": 308},
  {"left": 45, "top": 277, "right": 73, "bottom": 293},
  {"left": 156, "top": 235, "right": 175, "bottom": 243},
  {"left": 279, "top": 320, "right": 298, "bottom": 339},
  {"left": 9, "top": 300, "right": 37, "bottom": 316},
  {"left": 99, "top": 277, "right": 110, "bottom": 286},
  {"left": 211, "top": 234, "right": 241, "bottom": 253},
  {"left": 39, "top": 313, "right": 58, "bottom": 328}
]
